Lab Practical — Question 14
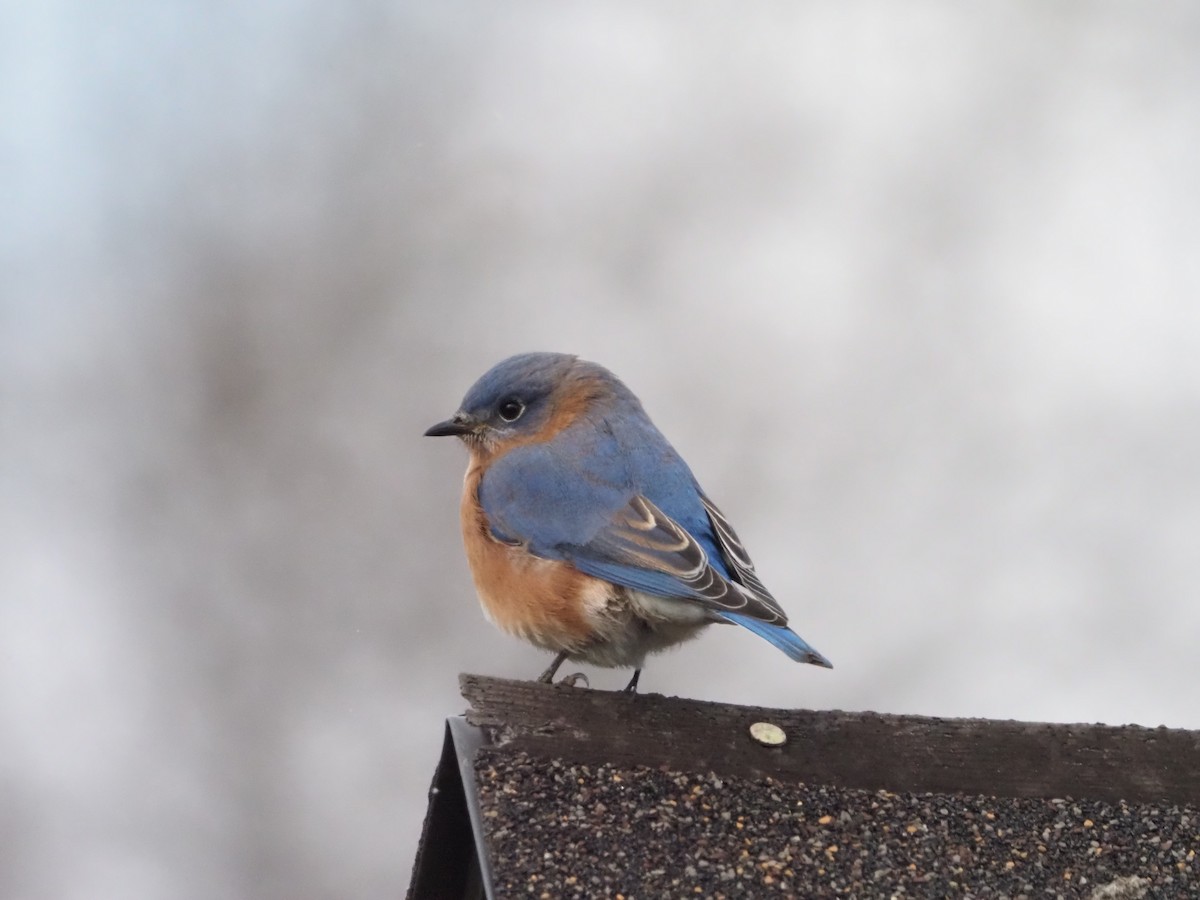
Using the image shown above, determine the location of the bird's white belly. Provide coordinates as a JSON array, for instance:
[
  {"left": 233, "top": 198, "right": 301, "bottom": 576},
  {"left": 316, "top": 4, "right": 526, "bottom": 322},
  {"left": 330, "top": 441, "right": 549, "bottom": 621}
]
[{"left": 573, "top": 587, "right": 712, "bottom": 669}]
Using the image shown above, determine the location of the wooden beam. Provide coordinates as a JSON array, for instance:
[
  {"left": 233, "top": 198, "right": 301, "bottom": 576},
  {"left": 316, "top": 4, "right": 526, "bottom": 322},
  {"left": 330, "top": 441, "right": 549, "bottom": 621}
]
[{"left": 461, "top": 674, "right": 1200, "bottom": 804}]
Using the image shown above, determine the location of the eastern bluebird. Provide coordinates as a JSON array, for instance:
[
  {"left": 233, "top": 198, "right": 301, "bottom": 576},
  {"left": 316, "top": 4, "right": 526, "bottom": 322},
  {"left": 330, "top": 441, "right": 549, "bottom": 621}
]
[{"left": 425, "top": 352, "right": 831, "bottom": 692}]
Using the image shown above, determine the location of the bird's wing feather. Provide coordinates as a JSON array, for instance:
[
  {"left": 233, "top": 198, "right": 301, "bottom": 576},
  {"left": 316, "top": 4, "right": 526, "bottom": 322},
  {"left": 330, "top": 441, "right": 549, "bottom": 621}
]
[
  {"left": 478, "top": 436, "right": 786, "bottom": 624},
  {"left": 571, "top": 494, "right": 787, "bottom": 623},
  {"left": 699, "top": 492, "right": 787, "bottom": 619}
]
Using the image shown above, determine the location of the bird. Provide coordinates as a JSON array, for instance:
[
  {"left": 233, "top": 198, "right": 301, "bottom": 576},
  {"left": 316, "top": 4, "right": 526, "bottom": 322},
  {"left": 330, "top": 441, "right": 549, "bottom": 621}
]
[{"left": 425, "top": 352, "right": 831, "bottom": 692}]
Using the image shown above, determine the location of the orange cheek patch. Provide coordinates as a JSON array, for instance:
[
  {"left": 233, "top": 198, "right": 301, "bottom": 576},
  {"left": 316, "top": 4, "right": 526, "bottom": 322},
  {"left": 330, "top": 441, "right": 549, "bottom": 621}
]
[{"left": 538, "top": 374, "right": 601, "bottom": 440}]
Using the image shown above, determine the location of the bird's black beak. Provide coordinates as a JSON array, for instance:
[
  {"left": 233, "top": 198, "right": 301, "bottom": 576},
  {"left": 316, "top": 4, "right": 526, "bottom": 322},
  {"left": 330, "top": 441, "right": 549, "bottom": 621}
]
[{"left": 424, "top": 413, "right": 476, "bottom": 437}]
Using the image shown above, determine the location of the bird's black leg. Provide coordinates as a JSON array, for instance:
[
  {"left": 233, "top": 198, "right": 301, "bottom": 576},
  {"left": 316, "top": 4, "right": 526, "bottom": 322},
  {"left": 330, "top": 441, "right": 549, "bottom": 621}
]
[
  {"left": 537, "top": 651, "right": 569, "bottom": 684},
  {"left": 622, "top": 668, "right": 642, "bottom": 693}
]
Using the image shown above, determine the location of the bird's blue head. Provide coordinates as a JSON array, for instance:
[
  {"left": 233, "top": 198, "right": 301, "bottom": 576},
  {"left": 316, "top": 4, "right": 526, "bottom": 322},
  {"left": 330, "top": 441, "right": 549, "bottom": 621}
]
[{"left": 425, "top": 352, "right": 620, "bottom": 453}]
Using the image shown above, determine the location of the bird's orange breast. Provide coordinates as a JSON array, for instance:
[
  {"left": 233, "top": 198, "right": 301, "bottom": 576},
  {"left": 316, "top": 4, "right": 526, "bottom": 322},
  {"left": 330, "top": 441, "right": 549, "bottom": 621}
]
[{"left": 459, "top": 457, "right": 605, "bottom": 652}]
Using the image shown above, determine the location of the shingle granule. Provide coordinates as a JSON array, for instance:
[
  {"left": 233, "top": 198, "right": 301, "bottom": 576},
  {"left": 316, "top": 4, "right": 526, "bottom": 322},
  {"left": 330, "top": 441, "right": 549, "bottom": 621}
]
[{"left": 475, "top": 749, "right": 1198, "bottom": 898}]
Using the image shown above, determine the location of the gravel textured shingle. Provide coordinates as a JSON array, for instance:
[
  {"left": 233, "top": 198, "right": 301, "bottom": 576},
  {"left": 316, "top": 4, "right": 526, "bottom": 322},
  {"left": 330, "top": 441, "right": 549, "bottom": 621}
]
[{"left": 476, "top": 749, "right": 1198, "bottom": 898}]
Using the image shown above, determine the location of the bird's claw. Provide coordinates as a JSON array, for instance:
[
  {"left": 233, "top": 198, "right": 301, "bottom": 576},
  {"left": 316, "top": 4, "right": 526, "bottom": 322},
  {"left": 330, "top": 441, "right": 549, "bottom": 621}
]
[{"left": 558, "top": 671, "right": 590, "bottom": 688}]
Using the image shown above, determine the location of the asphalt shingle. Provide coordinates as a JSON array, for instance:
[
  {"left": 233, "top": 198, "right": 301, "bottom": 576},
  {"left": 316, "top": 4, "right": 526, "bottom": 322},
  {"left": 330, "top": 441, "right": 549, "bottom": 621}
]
[{"left": 476, "top": 750, "right": 1198, "bottom": 898}]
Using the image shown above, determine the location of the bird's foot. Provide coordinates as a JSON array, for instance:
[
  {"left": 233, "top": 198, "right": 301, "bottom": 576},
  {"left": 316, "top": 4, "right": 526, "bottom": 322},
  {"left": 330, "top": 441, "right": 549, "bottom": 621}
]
[
  {"left": 558, "top": 672, "right": 590, "bottom": 688},
  {"left": 621, "top": 668, "right": 642, "bottom": 694},
  {"left": 537, "top": 650, "right": 569, "bottom": 684}
]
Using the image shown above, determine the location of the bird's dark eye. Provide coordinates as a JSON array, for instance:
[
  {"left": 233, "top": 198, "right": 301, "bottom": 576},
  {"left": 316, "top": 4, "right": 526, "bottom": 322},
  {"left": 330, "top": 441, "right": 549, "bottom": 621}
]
[{"left": 497, "top": 398, "right": 525, "bottom": 422}]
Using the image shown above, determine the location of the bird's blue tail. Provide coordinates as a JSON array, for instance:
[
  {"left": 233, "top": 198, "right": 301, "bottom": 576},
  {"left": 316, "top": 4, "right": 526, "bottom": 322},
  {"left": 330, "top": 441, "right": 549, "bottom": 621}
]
[{"left": 721, "top": 612, "right": 832, "bottom": 668}]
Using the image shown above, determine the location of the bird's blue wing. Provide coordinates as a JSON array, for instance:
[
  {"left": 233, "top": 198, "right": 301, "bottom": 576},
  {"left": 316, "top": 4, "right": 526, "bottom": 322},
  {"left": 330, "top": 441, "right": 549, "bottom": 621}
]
[
  {"left": 477, "top": 422, "right": 787, "bottom": 624},
  {"left": 572, "top": 493, "right": 792, "bottom": 623},
  {"left": 478, "top": 419, "right": 832, "bottom": 667}
]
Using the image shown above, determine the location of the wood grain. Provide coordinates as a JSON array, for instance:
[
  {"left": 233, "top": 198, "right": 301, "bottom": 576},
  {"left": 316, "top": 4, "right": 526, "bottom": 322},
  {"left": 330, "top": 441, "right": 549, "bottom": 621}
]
[{"left": 461, "top": 674, "right": 1200, "bottom": 804}]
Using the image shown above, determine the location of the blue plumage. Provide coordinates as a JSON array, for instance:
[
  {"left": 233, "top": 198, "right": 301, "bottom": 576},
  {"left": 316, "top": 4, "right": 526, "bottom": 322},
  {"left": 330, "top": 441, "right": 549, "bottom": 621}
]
[
  {"left": 427, "top": 352, "right": 832, "bottom": 687},
  {"left": 718, "top": 612, "right": 832, "bottom": 667}
]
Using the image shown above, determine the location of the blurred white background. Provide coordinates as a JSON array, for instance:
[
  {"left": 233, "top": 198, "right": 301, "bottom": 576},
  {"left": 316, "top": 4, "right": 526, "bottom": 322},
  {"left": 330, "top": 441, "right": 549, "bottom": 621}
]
[{"left": 4, "top": 2, "right": 1199, "bottom": 897}]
